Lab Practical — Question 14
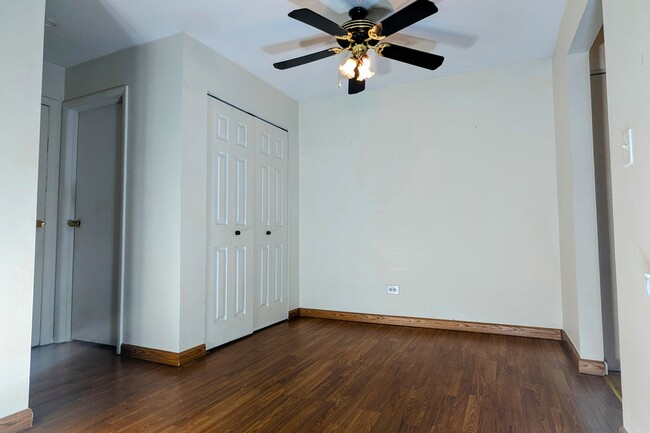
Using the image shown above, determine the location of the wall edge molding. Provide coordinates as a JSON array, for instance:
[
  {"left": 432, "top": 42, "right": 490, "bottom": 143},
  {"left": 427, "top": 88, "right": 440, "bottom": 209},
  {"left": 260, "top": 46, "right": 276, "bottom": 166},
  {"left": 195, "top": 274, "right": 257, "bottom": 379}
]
[
  {"left": 0, "top": 408, "right": 33, "bottom": 433},
  {"left": 288, "top": 308, "right": 300, "bottom": 320},
  {"left": 560, "top": 330, "right": 606, "bottom": 376},
  {"left": 121, "top": 343, "right": 206, "bottom": 367},
  {"left": 298, "top": 308, "right": 562, "bottom": 341}
]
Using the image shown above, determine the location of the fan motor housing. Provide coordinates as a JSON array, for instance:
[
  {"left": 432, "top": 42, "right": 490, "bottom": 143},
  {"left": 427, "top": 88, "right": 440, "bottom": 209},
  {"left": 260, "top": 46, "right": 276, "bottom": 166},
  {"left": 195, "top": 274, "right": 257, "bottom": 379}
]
[{"left": 338, "top": 7, "right": 378, "bottom": 48}]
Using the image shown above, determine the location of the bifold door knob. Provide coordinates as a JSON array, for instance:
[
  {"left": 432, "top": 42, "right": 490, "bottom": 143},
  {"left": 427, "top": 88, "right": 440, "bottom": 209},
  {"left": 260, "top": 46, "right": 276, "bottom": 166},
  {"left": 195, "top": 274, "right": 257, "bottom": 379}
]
[
  {"left": 235, "top": 230, "right": 241, "bottom": 236},
  {"left": 266, "top": 230, "right": 271, "bottom": 235},
  {"left": 36, "top": 220, "right": 46, "bottom": 228}
]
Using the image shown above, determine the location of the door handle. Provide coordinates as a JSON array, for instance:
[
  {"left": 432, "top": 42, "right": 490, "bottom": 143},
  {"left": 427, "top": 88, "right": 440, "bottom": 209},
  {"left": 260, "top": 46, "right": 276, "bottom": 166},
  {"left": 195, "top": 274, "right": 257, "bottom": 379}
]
[
  {"left": 67, "top": 219, "right": 81, "bottom": 228},
  {"left": 36, "top": 220, "right": 46, "bottom": 229},
  {"left": 266, "top": 230, "right": 271, "bottom": 235}
]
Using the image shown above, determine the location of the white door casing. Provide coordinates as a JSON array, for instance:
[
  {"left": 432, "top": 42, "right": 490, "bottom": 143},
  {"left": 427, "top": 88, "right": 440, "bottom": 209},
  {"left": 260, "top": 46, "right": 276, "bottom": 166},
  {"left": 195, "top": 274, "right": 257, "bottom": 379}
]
[
  {"left": 206, "top": 98, "right": 255, "bottom": 349},
  {"left": 254, "top": 119, "right": 288, "bottom": 330},
  {"left": 32, "top": 105, "right": 49, "bottom": 347},
  {"left": 57, "top": 86, "right": 128, "bottom": 352},
  {"left": 32, "top": 97, "right": 62, "bottom": 347}
]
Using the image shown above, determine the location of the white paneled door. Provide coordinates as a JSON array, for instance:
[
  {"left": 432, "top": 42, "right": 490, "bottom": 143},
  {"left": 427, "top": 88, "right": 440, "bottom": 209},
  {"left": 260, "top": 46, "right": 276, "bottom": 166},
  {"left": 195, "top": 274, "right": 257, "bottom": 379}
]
[
  {"left": 254, "top": 119, "right": 288, "bottom": 330},
  {"left": 206, "top": 97, "right": 288, "bottom": 350},
  {"left": 206, "top": 98, "right": 256, "bottom": 349}
]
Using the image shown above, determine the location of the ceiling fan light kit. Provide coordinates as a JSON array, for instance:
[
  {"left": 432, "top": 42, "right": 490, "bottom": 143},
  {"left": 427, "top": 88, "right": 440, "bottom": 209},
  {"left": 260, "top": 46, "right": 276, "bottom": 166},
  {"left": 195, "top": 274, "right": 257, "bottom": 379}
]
[{"left": 273, "top": 0, "right": 445, "bottom": 95}]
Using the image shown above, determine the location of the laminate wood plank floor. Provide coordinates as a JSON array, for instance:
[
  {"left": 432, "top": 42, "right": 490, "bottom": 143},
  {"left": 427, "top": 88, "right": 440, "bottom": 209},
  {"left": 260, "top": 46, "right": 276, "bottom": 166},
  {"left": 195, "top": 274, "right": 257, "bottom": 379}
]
[{"left": 29, "top": 318, "right": 622, "bottom": 432}]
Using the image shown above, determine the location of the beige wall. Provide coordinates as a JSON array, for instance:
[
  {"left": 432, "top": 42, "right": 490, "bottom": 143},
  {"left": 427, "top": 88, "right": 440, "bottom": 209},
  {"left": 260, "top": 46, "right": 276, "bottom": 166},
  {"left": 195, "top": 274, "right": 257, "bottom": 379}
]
[
  {"left": 0, "top": 0, "right": 45, "bottom": 419},
  {"left": 602, "top": 0, "right": 650, "bottom": 430},
  {"left": 568, "top": 51, "right": 603, "bottom": 361},
  {"left": 42, "top": 61, "right": 65, "bottom": 101},
  {"left": 64, "top": 33, "right": 300, "bottom": 353},
  {"left": 299, "top": 60, "right": 563, "bottom": 328},
  {"left": 552, "top": 0, "right": 605, "bottom": 361},
  {"left": 179, "top": 34, "right": 300, "bottom": 351},
  {"left": 66, "top": 35, "right": 184, "bottom": 352}
]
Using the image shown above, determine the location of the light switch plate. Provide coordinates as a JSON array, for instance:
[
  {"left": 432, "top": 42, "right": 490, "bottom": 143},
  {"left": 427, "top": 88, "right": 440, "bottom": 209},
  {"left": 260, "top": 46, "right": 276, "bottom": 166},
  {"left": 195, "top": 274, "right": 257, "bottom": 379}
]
[{"left": 623, "top": 129, "right": 634, "bottom": 167}]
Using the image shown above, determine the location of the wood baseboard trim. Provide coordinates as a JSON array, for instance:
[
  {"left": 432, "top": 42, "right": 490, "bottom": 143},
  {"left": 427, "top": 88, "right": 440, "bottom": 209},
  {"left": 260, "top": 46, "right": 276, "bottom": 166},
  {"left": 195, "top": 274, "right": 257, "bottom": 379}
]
[
  {"left": 619, "top": 428, "right": 628, "bottom": 433},
  {"left": 288, "top": 308, "right": 300, "bottom": 320},
  {"left": 298, "top": 308, "right": 562, "bottom": 341},
  {"left": 121, "top": 343, "right": 206, "bottom": 367},
  {"left": 0, "top": 409, "right": 33, "bottom": 433},
  {"left": 560, "top": 331, "right": 606, "bottom": 376}
]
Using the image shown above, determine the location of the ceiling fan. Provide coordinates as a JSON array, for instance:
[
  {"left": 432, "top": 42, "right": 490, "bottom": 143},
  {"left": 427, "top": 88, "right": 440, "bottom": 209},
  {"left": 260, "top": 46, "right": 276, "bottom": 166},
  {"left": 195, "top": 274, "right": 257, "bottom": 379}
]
[{"left": 273, "top": 0, "right": 444, "bottom": 95}]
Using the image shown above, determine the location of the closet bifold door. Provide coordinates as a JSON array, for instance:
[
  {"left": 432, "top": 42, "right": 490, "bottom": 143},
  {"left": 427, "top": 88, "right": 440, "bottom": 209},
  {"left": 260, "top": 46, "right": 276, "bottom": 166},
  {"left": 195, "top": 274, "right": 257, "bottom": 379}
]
[
  {"left": 206, "top": 98, "right": 255, "bottom": 350},
  {"left": 254, "top": 119, "right": 288, "bottom": 331}
]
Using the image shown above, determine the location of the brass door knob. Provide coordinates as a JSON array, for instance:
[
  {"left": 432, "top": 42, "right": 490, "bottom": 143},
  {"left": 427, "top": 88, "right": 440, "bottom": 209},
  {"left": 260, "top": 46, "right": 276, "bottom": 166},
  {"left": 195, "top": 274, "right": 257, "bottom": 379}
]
[
  {"left": 36, "top": 220, "right": 46, "bottom": 228},
  {"left": 67, "top": 219, "right": 81, "bottom": 228}
]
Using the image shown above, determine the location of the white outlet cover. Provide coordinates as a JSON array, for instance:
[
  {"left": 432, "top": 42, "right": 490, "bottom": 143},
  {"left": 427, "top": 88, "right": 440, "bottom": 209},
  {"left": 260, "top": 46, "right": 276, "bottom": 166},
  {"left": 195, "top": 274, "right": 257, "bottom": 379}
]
[{"left": 386, "top": 285, "right": 400, "bottom": 295}]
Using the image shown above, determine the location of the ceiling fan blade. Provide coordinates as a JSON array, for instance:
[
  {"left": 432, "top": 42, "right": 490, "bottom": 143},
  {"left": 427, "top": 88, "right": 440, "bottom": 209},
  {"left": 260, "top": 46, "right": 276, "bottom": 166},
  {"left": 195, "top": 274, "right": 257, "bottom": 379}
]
[
  {"left": 376, "top": 43, "right": 444, "bottom": 70},
  {"left": 288, "top": 8, "right": 350, "bottom": 38},
  {"left": 371, "top": 0, "right": 438, "bottom": 39},
  {"left": 273, "top": 48, "right": 340, "bottom": 70},
  {"left": 348, "top": 78, "right": 366, "bottom": 95}
]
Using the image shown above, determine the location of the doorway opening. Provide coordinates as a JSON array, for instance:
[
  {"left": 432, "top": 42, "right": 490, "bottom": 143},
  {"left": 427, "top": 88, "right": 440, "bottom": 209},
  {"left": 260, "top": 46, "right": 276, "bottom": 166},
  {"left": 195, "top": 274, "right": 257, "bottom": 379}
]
[
  {"left": 589, "top": 28, "right": 621, "bottom": 400},
  {"left": 32, "top": 86, "right": 129, "bottom": 353}
]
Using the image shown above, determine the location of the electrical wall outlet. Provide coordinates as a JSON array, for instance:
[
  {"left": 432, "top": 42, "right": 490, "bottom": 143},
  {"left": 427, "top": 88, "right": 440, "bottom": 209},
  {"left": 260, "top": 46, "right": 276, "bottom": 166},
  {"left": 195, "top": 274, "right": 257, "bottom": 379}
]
[{"left": 386, "top": 285, "right": 400, "bottom": 295}]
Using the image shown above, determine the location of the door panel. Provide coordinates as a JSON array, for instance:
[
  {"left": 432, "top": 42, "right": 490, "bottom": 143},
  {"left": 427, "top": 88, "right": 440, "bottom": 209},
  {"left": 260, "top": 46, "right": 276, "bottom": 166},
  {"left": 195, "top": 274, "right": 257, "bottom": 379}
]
[
  {"left": 71, "top": 102, "right": 122, "bottom": 346},
  {"left": 273, "top": 244, "right": 284, "bottom": 304},
  {"left": 206, "top": 98, "right": 255, "bottom": 349},
  {"left": 258, "top": 245, "right": 270, "bottom": 310},
  {"left": 255, "top": 120, "right": 288, "bottom": 330}
]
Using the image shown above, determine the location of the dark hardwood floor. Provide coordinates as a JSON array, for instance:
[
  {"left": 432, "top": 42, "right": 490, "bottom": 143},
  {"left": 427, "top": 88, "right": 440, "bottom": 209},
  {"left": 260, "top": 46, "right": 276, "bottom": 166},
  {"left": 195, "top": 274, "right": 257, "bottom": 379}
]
[{"left": 29, "top": 318, "right": 622, "bottom": 432}]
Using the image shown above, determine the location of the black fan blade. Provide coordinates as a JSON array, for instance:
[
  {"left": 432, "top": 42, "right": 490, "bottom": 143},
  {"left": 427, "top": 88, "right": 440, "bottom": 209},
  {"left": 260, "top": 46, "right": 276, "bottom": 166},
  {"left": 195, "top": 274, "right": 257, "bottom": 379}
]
[
  {"left": 372, "top": 0, "right": 438, "bottom": 39},
  {"left": 288, "top": 8, "right": 350, "bottom": 38},
  {"left": 376, "top": 44, "right": 444, "bottom": 70},
  {"left": 274, "top": 48, "right": 339, "bottom": 70},
  {"left": 348, "top": 78, "right": 366, "bottom": 95}
]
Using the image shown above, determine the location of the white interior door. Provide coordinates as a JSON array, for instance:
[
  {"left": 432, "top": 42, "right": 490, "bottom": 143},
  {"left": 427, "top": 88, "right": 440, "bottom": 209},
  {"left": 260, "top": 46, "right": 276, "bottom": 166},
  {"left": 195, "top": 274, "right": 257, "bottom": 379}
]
[
  {"left": 32, "top": 104, "right": 50, "bottom": 347},
  {"left": 70, "top": 102, "right": 122, "bottom": 346},
  {"left": 254, "top": 119, "right": 288, "bottom": 330},
  {"left": 206, "top": 98, "right": 255, "bottom": 349}
]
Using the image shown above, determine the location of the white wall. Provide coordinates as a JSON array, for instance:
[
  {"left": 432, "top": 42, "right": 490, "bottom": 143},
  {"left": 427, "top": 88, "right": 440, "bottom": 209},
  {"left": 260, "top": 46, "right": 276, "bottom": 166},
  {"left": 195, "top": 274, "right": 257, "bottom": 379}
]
[
  {"left": 0, "top": 0, "right": 45, "bottom": 419},
  {"left": 551, "top": 0, "right": 605, "bottom": 361},
  {"left": 567, "top": 52, "right": 604, "bottom": 361},
  {"left": 64, "top": 33, "right": 300, "bottom": 354},
  {"left": 42, "top": 61, "right": 65, "bottom": 101},
  {"left": 178, "top": 34, "right": 300, "bottom": 351},
  {"left": 299, "top": 60, "right": 563, "bottom": 328},
  {"left": 65, "top": 35, "right": 184, "bottom": 352},
  {"left": 602, "top": 0, "right": 650, "bottom": 430},
  {"left": 552, "top": 0, "right": 583, "bottom": 361},
  {"left": 589, "top": 32, "right": 621, "bottom": 370}
]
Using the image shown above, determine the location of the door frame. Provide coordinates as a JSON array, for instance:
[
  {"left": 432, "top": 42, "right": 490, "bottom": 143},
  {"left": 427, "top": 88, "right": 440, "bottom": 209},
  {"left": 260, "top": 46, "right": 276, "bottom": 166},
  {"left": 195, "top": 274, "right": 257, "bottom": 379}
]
[
  {"left": 34, "top": 96, "right": 62, "bottom": 346},
  {"left": 56, "top": 86, "right": 129, "bottom": 353}
]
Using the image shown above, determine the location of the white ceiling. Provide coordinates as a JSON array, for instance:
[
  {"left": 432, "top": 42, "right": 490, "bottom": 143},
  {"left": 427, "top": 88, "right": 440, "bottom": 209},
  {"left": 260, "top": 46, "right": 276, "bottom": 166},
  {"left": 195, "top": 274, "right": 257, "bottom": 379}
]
[{"left": 44, "top": 0, "right": 566, "bottom": 101}]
